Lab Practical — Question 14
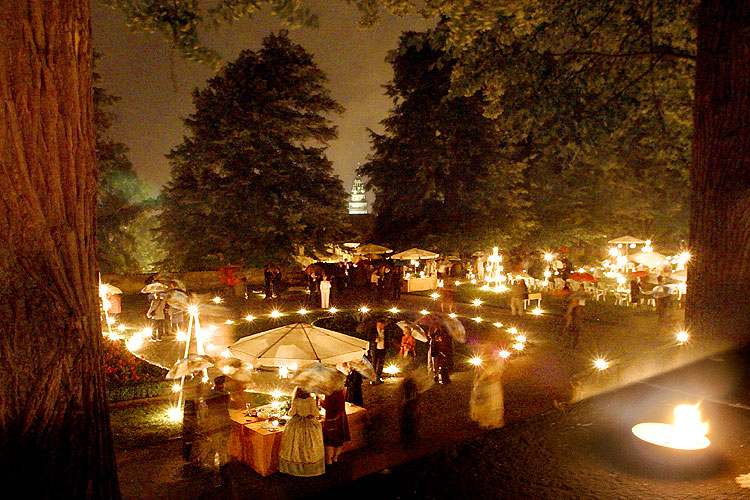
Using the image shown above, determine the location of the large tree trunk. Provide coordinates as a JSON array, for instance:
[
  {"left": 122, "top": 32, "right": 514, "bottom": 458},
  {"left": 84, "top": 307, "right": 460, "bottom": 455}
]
[
  {"left": 689, "top": 0, "right": 750, "bottom": 342},
  {"left": 0, "top": 1, "right": 120, "bottom": 498}
]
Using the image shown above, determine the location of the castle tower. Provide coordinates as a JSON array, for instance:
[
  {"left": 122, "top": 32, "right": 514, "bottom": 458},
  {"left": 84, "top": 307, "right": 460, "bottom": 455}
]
[{"left": 348, "top": 176, "right": 368, "bottom": 214}]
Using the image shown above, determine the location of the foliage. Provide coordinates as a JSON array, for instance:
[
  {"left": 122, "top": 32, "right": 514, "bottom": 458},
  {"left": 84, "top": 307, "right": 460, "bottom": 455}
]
[
  {"left": 360, "top": 29, "right": 533, "bottom": 254},
  {"left": 159, "top": 32, "right": 350, "bottom": 269},
  {"left": 107, "top": 380, "right": 172, "bottom": 403},
  {"left": 95, "top": 64, "right": 156, "bottom": 273},
  {"left": 103, "top": 337, "right": 167, "bottom": 388}
]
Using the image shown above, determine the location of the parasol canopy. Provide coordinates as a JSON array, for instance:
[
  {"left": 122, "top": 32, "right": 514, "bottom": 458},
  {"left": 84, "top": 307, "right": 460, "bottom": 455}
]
[
  {"left": 228, "top": 322, "right": 369, "bottom": 368},
  {"left": 608, "top": 236, "right": 647, "bottom": 245},
  {"left": 166, "top": 354, "right": 215, "bottom": 379},
  {"left": 670, "top": 269, "right": 687, "bottom": 282},
  {"left": 630, "top": 252, "right": 668, "bottom": 269},
  {"left": 391, "top": 247, "right": 439, "bottom": 260},
  {"left": 291, "top": 363, "right": 346, "bottom": 395},
  {"left": 569, "top": 272, "right": 598, "bottom": 283},
  {"left": 354, "top": 243, "right": 393, "bottom": 255},
  {"left": 396, "top": 320, "right": 428, "bottom": 342},
  {"left": 348, "top": 356, "right": 377, "bottom": 380},
  {"left": 99, "top": 284, "right": 122, "bottom": 297},
  {"left": 417, "top": 313, "right": 467, "bottom": 343},
  {"left": 141, "top": 282, "right": 168, "bottom": 294}
]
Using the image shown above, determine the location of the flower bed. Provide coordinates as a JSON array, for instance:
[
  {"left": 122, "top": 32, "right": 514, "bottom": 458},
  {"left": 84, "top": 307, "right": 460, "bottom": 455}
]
[{"left": 103, "top": 337, "right": 167, "bottom": 401}]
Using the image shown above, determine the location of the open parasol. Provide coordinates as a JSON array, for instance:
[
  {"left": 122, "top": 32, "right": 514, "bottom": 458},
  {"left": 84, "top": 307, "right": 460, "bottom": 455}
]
[
  {"left": 396, "top": 320, "right": 428, "bottom": 342},
  {"left": 569, "top": 272, "right": 598, "bottom": 283},
  {"left": 354, "top": 243, "right": 393, "bottom": 255},
  {"left": 608, "top": 236, "right": 647, "bottom": 245},
  {"left": 390, "top": 247, "right": 439, "bottom": 260},
  {"left": 166, "top": 354, "right": 215, "bottom": 379},
  {"left": 291, "top": 363, "right": 346, "bottom": 395}
]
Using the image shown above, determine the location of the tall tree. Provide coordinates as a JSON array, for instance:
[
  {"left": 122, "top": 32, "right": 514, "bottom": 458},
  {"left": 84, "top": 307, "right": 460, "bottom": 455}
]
[
  {"left": 0, "top": 2, "right": 318, "bottom": 498},
  {"left": 361, "top": 29, "right": 531, "bottom": 254},
  {"left": 159, "top": 32, "right": 349, "bottom": 269},
  {"left": 94, "top": 66, "right": 152, "bottom": 273}
]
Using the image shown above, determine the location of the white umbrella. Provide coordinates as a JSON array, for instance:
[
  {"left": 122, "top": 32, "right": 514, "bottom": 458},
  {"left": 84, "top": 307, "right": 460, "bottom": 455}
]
[
  {"left": 608, "top": 235, "right": 647, "bottom": 245},
  {"left": 141, "top": 282, "right": 168, "bottom": 294},
  {"left": 291, "top": 363, "right": 346, "bottom": 395},
  {"left": 396, "top": 320, "right": 428, "bottom": 342},
  {"left": 228, "top": 322, "right": 369, "bottom": 368},
  {"left": 391, "top": 248, "right": 440, "bottom": 260},
  {"left": 166, "top": 354, "right": 215, "bottom": 379},
  {"left": 670, "top": 269, "right": 687, "bottom": 282},
  {"left": 355, "top": 243, "right": 393, "bottom": 255},
  {"left": 630, "top": 252, "right": 668, "bottom": 269}
]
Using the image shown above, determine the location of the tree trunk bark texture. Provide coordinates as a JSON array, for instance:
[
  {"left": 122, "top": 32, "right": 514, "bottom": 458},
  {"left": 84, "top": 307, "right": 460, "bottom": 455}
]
[
  {"left": 0, "top": 1, "right": 120, "bottom": 498},
  {"left": 689, "top": 0, "right": 750, "bottom": 341}
]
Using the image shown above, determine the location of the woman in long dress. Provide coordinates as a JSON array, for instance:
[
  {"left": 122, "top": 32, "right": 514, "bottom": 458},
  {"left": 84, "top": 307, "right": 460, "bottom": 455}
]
[
  {"left": 469, "top": 345, "right": 505, "bottom": 429},
  {"left": 322, "top": 388, "right": 350, "bottom": 464},
  {"left": 278, "top": 387, "right": 325, "bottom": 477}
]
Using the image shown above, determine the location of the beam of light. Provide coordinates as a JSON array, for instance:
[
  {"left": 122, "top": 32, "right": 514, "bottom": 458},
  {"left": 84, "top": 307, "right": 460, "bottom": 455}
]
[
  {"left": 166, "top": 406, "right": 183, "bottom": 423},
  {"left": 196, "top": 329, "right": 209, "bottom": 342},
  {"left": 244, "top": 314, "right": 255, "bottom": 322},
  {"left": 469, "top": 356, "right": 483, "bottom": 366},
  {"left": 383, "top": 365, "right": 400, "bottom": 375},
  {"left": 593, "top": 358, "right": 610, "bottom": 371}
]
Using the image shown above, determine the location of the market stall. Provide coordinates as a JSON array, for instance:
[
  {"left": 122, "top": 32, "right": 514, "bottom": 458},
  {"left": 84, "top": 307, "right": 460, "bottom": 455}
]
[
  {"left": 391, "top": 248, "right": 440, "bottom": 292},
  {"left": 227, "top": 402, "right": 367, "bottom": 476}
]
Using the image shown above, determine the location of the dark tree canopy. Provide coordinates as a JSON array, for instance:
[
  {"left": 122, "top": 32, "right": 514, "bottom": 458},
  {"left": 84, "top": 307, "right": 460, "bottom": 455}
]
[
  {"left": 159, "top": 32, "right": 349, "bottom": 269},
  {"left": 360, "top": 29, "right": 532, "bottom": 254}
]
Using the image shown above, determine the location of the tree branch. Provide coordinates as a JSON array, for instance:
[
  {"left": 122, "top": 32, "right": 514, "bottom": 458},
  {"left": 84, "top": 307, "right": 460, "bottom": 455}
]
[{"left": 549, "top": 49, "right": 696, "bottom": 61}]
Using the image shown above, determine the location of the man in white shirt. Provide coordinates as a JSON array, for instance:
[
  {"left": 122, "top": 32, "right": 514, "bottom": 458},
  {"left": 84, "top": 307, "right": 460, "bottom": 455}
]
[{"left": 369, "top": 319, "right": 387, "bottom": 384}]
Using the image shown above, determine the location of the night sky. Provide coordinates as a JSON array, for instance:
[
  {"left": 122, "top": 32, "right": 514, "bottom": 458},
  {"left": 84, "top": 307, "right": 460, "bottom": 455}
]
[{"left": 91, "top": 1, "right": 432, "bottom": 197}]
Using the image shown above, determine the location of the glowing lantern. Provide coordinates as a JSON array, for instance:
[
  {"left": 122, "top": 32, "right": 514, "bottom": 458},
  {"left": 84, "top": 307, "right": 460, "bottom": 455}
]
[
  {"left": 473, "top": 317, "right": 483, "bottom": 323},
  {"left": 297, "top": 308, "right": 308, "bottom": 315},
  {"left": 430, "top": 292, "right": 441, "bottom": 300},
  {"left": 472, "top": 298, "right": 482, "bottom": 307},
  {"left": 389, "top": 307, "right": 400, "bottom": 314},
  {"left": 593, "top": 358, "right": 609, "bottom": 371},
  {"left": 469, "top": 356, "right": 483, "bottom": 366},
  {"left": 498, "top": 349, "right": 511, "bottom": 359},
  {"left": 677, "top": 331, "right": 689, "bottom": 343},
  {"left": 166, "top": 406, "right": 183, "bottom": 422},
  {"left": 359, "top": 306, "right": 370, "bottom": 313},
  {"left": 383, "top": 365, "right": 400, "bottom": 375},
  {"left": 329, "top": 307, "right": 339, "bottom": 314},
  {"left": 420, "top": 309, "right": 430, "bottom": 315},
  {"left": 212, "top": 296, "right": 222, "bottom": 304},
  {"left": 632, "top": 404, "right": 710, "bottom": 451},
  {"left": 245, "top": 314, "right": 255, "bottom": 322},
  {"left": 448, "top": 313, "right": 458, "bottom": 318},
  {"left": 270, "top": 310, "right": 283, "bottom": 318}
]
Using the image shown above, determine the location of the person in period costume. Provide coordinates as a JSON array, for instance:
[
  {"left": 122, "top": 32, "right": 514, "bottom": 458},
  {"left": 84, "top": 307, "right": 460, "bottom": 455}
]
[
  {"left": 342, "top": 362, "right": 363, "bottom": 407},
  {"left": 319, "top": 274, "right": 332, "bottom": 309},
  {"left": 322, "top": 388, "right": 350, "bottom": 464},
  {"left": 146, "top": 292, "right": 167, "bottom": 340},
  {"left": 278, "top": 387, "right": 325, "bottom": 477},
  {"left": 469, "top": 345, "right": 506, "bottom": 429},
  {"left": 399, "top": 325, "right": 416, "bottom": 359}
]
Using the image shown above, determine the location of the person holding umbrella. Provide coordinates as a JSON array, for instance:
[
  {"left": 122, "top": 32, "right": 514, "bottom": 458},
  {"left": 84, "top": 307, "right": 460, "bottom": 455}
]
[{"left": 399, "top": 325, "right": 417, "bottom": 359}]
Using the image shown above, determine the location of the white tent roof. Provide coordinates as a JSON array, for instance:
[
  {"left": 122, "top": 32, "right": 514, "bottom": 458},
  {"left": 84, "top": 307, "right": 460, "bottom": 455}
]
[
  {"left": 630, "top": 252, "right": 668, "bottom": 268},
  {"left": 608, "top": 235, "right": 647, "bottom": 245},
  {"left": 228, "top": 323, "right": 369, "bottom": 368},
  {"left": 391, "top": 247, "right": 440, "bottom": 260}
]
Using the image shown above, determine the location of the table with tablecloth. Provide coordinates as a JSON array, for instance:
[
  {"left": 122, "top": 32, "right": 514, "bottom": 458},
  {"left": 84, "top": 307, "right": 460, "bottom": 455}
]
[
  {"left": 401, "top": 276, "right": 438, "bottom": 292},
  {"left": 227, "top": 402, "right": 367, "bottom": 476}
]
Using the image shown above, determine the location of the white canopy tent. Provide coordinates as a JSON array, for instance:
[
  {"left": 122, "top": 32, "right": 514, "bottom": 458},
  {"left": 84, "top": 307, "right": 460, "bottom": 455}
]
[
  {"left": 228, "top": 322, "right": 369, "bottom": 368},
  {"left": 391, "top": 248, "right": 439, "bottom": 260}
]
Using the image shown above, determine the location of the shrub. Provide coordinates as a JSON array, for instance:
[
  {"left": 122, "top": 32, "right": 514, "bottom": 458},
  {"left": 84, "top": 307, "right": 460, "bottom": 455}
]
[{"left": 103, "top": 337, "right": 166, "bottom": 388}]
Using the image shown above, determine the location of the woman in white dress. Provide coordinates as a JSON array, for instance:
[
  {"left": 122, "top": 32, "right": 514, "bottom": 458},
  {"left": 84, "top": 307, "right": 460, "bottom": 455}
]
[
  {"left": 469, "top": 344, "right": 505, "bottom": 429},
  {"left": 279, "top": 387, "right": 325, "bottom": 477}
]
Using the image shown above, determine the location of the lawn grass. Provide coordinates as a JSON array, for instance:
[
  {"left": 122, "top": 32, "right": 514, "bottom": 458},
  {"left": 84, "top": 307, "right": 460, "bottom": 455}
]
[{"left": 110, "top": 398, "right": 181, "bottom": 450}]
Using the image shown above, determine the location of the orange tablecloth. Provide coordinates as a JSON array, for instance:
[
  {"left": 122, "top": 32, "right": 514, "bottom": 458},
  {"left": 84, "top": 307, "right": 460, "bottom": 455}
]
[
  {"left": 227, "top": 402, "right": 367, "bottom": 476},
  {"left": 401, "top": 276, "right": 437, "bottom": 292}
]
